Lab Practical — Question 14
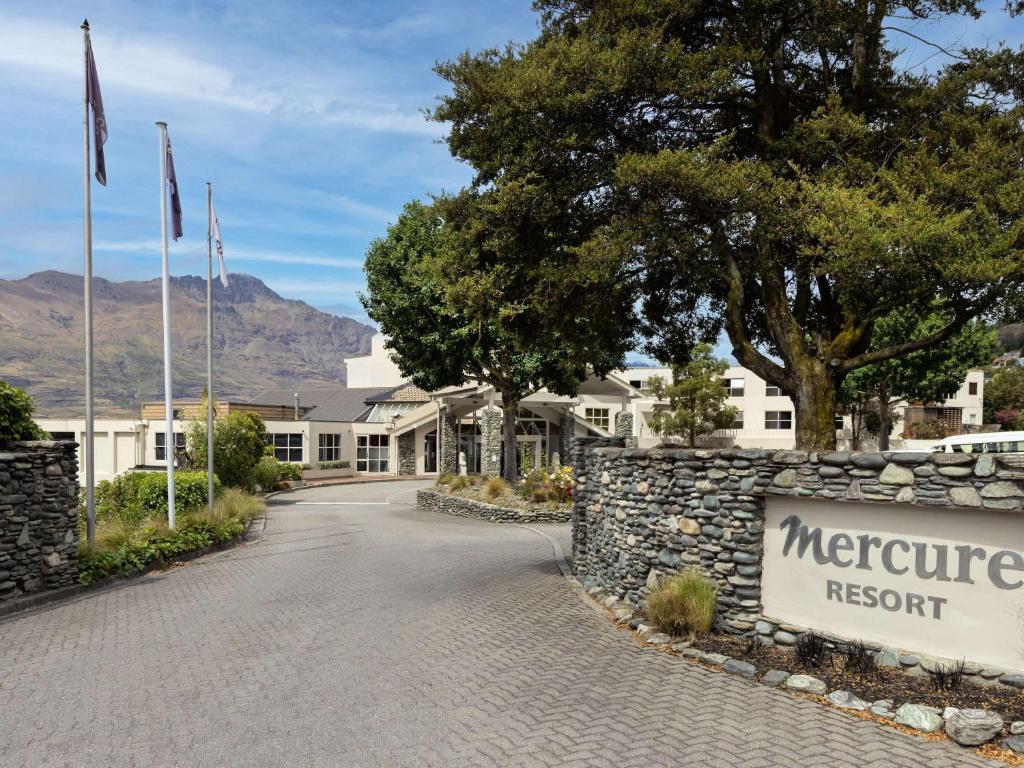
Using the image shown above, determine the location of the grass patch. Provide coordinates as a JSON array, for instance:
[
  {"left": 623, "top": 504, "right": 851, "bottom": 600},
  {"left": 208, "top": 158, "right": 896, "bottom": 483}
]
[
  {"left": 78, "top": 489, "right": 265, "bottom": 585},
  {"left": 646, "top": 570, "right": 718, "bottom": 636},
  {"left": 481, "top": 477, "right": 511, "bottom": 500}
]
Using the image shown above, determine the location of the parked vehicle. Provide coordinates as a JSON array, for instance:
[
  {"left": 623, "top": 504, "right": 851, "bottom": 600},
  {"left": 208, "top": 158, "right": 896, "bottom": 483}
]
[{"left": 922, "top": 432, "right": 1024, "bottom": 454}]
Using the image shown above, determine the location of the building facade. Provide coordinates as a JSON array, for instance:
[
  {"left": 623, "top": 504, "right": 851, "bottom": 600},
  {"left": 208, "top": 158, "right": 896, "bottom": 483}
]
[{"left": 36, "top": 334, "right": 986, "bottom": 481}]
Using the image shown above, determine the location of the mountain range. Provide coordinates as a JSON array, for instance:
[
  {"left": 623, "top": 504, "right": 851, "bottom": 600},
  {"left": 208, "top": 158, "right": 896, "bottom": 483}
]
[{"left": 0, "top": 271, "right": 375, "bottom": 416}]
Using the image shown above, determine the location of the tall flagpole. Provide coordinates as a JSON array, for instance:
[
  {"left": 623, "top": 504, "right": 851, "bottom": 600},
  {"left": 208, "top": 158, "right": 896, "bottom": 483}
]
[
  {"left": 206, "top": 182, "right": 215, "bottom": 514},
  {"left": 156, "top": 122, "right": 176, "bottom": 529},
  {"left": 81, "top": 20, "right": 96, "bottom": 545}
]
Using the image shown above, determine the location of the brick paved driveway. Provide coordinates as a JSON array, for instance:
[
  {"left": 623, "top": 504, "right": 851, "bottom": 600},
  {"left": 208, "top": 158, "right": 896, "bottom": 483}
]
[{"left": 0, "top": 480, "right": 999, "bottom": 767}]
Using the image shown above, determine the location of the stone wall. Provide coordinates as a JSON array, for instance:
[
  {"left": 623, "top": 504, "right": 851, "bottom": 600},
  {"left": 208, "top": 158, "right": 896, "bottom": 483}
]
[
  {"left": 438, "top": 411, "right": 458, "bottom": 476},
  {"left": 0, "top": 441, "right": 80, "bottom": 602},
  {"left": 572, "top": 445, "right": 1024, "bottom": 678},
  {"left": 614, "top": 411, "right": 636, "bottom": 448},
  {"left": 481, "top": 409, "right": 502, "bottom": 477},
  {"left": 417, "top": 488, "right": 572, "bottom": 524},
  {"left": 397, "top": 432, "right": 416, "bottom": 476}
]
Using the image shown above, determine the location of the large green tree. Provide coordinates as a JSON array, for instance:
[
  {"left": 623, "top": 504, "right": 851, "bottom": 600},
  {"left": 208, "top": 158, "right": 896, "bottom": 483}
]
[
  {"left": 361, "top": 200, "right": 622, "bottom": 482},
  {"left": 840, "top": 313, "right": 994, "bottom": 449},
  {"left": 433, "top": 0, "right": 1024, "bottom": 450},
  {"left": 984, "top": 363, "right": 1024, "bottom": 428},
  {"left": 647, "top": 343, "right": 738, "bottom": 447}
]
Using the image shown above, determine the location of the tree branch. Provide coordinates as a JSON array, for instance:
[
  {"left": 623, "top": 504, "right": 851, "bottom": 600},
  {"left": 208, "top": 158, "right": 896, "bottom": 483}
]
[
  {"left": 838, "top": 310, "right": 974, "bottom": 374},
  {"left": 723, "top": 251, "right": 791, "bottom": 387}
]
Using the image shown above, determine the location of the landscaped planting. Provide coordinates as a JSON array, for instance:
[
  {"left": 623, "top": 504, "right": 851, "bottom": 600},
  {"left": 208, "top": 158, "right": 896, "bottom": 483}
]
[
  {"left": 419, "top": 471, "right": 574, "bottom": 523},
  {"left": 78, "top": 483, "right": 265, "bottom": 585}
]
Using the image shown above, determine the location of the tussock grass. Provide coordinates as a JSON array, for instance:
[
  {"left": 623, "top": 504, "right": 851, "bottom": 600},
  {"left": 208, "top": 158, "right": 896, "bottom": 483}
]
[
  {"left": 646, "top": 570, "right": 718, "bottom": 636},
  {"left": 481, "top": 477, "right": 511, "bottom": 500}
]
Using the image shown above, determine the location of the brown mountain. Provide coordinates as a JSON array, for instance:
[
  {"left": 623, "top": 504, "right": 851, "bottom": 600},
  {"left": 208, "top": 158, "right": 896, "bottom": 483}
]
[{"left": 0, "top": 271, "right": 374, "bottom": 416}]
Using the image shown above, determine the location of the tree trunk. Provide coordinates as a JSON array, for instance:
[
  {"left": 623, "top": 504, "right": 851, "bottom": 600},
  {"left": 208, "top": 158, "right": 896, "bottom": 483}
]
[
  {"left": 501, "top": 397, "right": 518, "bottom": 483},
  {"left": 791, "top": 367, "right": 840, "bottom": 451},
  {"left": 878, "top": 391, "right": 892, "bottom": 451}
]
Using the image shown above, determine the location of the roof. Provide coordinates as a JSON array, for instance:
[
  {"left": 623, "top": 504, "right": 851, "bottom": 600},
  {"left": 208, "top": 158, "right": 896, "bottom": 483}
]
[
  {"left": 248, "top": 387, "right": 393, "bottom": 422},
  {"left": 365, "top": 383, "right": 432, "bottom": 403}
]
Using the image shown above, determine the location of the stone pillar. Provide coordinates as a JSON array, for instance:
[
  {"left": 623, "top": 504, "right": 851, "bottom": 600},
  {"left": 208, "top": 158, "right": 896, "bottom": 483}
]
[
  {"left": 438, "top": 410, "right": 458, "bottom": 476},
  {"left": 480, "top": 408, "right": 502, "bottom": 477},
  {"left": 571, "top": 435, "right": 626, "bottom": 579},
  {"left": 558, "top": 412, "right": 574, "bottom": 464},
  {"left": 615, "top": 410, "right": 636, "bottom": 448},
  {"left": 397, "top": 432, "right": 416, "bottom": 476}
]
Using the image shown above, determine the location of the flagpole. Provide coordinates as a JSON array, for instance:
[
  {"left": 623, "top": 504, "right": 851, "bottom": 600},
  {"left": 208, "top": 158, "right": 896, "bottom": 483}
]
[
  {"left": 206, "top": 182, "right": 215, "bottom": 515},
  {"left": 81, "top": 20, "right": 96, "bottom": 545},
  {"left": 156, "top": 121, "right": 176, "bottom": 529}
]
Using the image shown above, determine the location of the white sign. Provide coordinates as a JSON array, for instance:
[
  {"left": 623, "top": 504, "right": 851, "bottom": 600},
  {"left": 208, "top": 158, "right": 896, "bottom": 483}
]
[{"left": 762, "top": 497, "right": 1024, "bottom": 670}]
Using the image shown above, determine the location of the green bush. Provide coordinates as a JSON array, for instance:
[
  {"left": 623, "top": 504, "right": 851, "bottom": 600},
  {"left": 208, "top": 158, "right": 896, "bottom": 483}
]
[
  {"left": 251, "top": 456, "right": 281, "bottom": 491},
  {"left": 645, "top": 570, "right": 719, "bottom": 637},
  {"left": 279, "top": 462, "right": 304, "bottom": 481},
  {"left": 0, "top": 380, "right": 47, "bottom": 442},
  {"left": 316, "top": 460, "right": 350, "bottom": 470},
  {"left": 186, "top": 412, "right": 269, "bottom": 490},
  {"left": 134, "top": 471, "right": 219, "bottom": 517}
]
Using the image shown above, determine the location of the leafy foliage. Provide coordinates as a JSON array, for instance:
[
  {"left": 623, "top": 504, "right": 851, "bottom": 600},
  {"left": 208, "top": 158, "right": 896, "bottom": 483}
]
[
  {"left": 0, "top": 380, "right": 47, "bottom": 442},
  {"left": 645, "top": 570, "right": 718, "bottom": 637},
  {"left": 251, "top": 456, "right": 282, "bottom": 492},
  {"left": 647, "top": 343, "right": 737, "bottom": 447},
  {"left": 86, "top": 471, "right": 220, "bottom": 525},
  {"left": 984, "top": 364, "right": 1024, "bottom": 427},
  {"left": 432, "top": 1, "right": 1024, "bottom": 449},
  {"left": 186, "top": 412, "right": 269, "bottom": 490}
]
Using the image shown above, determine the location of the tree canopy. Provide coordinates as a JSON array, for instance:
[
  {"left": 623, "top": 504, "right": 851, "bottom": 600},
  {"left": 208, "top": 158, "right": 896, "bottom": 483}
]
[
  {"left": 647, "top": 343, "right": 738, "bottom": 447},
  {"left": 433, "top": 0, "right": 1024, "bottom": 449}
]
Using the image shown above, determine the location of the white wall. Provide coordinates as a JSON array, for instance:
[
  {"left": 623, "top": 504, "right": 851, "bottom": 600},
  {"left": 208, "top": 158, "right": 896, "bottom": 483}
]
[
  {"left": 345, "top": 333, "right": 406, "bottom": 388},
  {"left": 35, "top": 418, "right": 144, "bottom": 482}
]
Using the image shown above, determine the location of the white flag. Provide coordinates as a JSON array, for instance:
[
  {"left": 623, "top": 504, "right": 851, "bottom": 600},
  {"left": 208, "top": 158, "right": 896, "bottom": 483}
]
[{"left": 211, "top": 201, "right": 228, "bottom": 287}]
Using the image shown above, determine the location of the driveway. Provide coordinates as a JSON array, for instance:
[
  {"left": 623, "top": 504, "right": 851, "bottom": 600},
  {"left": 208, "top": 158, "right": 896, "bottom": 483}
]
[{"left": 0, "top": 480, "right": 998, "bottom": 767}]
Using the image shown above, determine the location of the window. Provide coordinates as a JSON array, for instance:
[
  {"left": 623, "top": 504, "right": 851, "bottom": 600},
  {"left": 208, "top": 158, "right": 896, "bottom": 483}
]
[
  {"left": 834, "top": 414, "right": 845, "bottom": 429},
  {"left": 155, "top": 432, "right": 185, "bottom": 461},
  {"left": 584, "top": 407, "right": 610, "bottom": 430},
  {"left": 269, "top": 433, "right": 303, "bottom": 463},
  {"left": 318, "top": 433, "right": 341, "bottom": 463},
  {"left": 629, "top": 379, "right": 643, "bottom": 390},
  {"left": 731, "top": 411, "right": 744, "bottom": 430},
  {"left": 724, "top": 378, "right": 744, "bottom": 397},
  {"left": 366, "top": 402, "right": 420, "bottom": 422},
  {"left": 357, "top": 434, "right": 389, "bottom": 473},
  {"left": 765, "top": 385, "right": 782, "bottom": 397},
  {"left": 969, "top": 382, "right": 979, "bottom": 396},
  {"left": 765, "top": 411, "right": 792, "bottom": 430}
]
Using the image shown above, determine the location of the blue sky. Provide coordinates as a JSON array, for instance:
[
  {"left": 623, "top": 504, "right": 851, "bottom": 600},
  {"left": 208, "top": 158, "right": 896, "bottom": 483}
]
[{"left": 0, "top": 1, "right": 1021, "bottom": 331}]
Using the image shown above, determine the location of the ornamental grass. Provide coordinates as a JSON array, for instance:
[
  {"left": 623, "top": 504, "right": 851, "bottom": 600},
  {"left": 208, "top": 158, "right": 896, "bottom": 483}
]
[{"left": 646, "top": 570, "right": 719, "bottom": 637}]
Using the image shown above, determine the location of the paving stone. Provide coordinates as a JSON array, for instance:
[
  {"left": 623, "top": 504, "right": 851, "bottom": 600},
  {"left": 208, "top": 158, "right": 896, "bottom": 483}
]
[{"left": 1004, "top": 736, "right": 1024, "bottom": 753}]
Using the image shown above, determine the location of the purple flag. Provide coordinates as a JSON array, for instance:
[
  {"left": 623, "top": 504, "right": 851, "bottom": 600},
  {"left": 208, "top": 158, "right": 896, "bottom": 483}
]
[
  {"left": 85, "top": 33, "right": 107, "bottom": 186},
  {"left": 165, "top": 135, "right": 183, "bottom": 240}
]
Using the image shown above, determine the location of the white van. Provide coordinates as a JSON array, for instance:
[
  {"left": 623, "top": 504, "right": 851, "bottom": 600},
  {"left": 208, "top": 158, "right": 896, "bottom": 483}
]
[{"left": 922, "top": 431, "right": 1024, "bottom": 454}]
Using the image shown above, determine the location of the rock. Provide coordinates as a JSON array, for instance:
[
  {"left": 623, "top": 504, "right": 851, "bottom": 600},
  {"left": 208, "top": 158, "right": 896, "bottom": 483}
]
[
  {"left": 723, "top": 659, "right": 757, "bottom": 678},
  {"left": 785, "top": 675, "right": 827, "bottom": 694},
  {"left": 981, "top": 481, "right": 1023, "bottom": 499},
  {"left": 879, "top": 464, "right": 915, "bottom": 485},
  {"left": 876, "top": 649, "right": 900, "bottom": 668},
  {"left": 895, "top": 704, "right": 943, "bottom": 733},
  {"left": 773, "top": 469, "right": 797, "bottom": 488},
  {"left": 974, "top": 455, "right": 996, "bottom": 477},
  {"left": 603, "top": 595, "right": 619, "bottom": 609},
  {"left": 937, "top": 465, "right": 974, "bottom": 478},
  {"left": 657, "top": 548, "right": 682, "bottom": 568},
  {"left": 949, "top": 486, "right": 982, "bottom": 508},
  {"left": 828, "top": 690, "right": 869, "bottom": 711},
  {"left": 646, "top": 633, "right": 672, "bottom": 645},
  {"left": 671, "top": 641, "right": 692, "bottom": 652},
  {"left": 943, "top": 707, "right": 959, "bottom": 720},
  {"left": 899, "top": 654, "right": 920, "bottom": 667},
  {"left": 16, "top": 524, "right": 30, "bottom": 546},
  {"left": 1004, "top": 736, "right": 1024, "bottom": 754},
  {"left": 944, "top": 709, "right": 1003, "bottom": 746},
  {"left": 821, "top": 452, "right": 850, "bottom": 466},
  {"left": 645, "top": 569, "right": 661, "bottom": 591},
  {"left": 762, "top": 669, "right": 790, "bottom": 686},
  {"left": 636, "top": 623, "right": 657, "bottom": 636},
  {"left": 979, "top": 667, "right": 1005, "bottom": 680},
  {"left": 1000, "top": 674, "right": 1024, "bottom": 689},
  {"left": 628, "top": 617, "right": 647, "bottom": 630},
  {"left": 612, "top": 607, "right": 634, "bottom": 623},
  {"left": 895, "top": 487, "right": 915, "bottom": 503},
  {"left": 773, "top": 630, "right": 797, "bottom": 646},
  {"left": 1011, "top": 722, "right": 1024, "bottom": 735},
  {"left": 676, "top": 517, "right": 700, "bottom": 535},
  {"left": 44, "top": 463, "right": 63, "bottom": 477},
  {"left": 696, "top": 651, "right": 729, "bottom": 665},
  {"left": 755, "top": 620, "right": 773, "bottom": 636},
  {"left": 851, "top": 453, "right": 887, "bottom": 470},
  {"left": 870, "top": 700, "right": 895, "bottom": 719}
]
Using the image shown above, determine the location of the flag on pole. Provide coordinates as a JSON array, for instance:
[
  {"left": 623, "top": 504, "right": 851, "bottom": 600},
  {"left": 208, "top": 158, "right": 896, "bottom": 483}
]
[
  {"left": 165, "top": 135, "right": 183, "bottom": 240},
  {"left": 211, "top": 199, "right": 228, "bottom": 288},
  {"left": 85, "top": 28, "right": 107, "bottom": 186}
]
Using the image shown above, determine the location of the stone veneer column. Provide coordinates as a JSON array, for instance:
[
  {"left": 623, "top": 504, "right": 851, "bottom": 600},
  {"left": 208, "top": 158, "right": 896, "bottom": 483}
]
[
  {"left": 480, "top": 408, "right": 503, "bottom": 477},
  {"left": 558, "top": 412, "right": 573, "bottom": 464},
  {"left": 438, "top": 411, "right": 458, "bottom": 476},
  {"left": 571, "top": 436, "right": 626, "bottom": 577},
  {"left": 614, "top": 411, "right": 636, "bottom": 448},
  {"left": 396, "top": 432, "right": 416, "bottom": 476}
]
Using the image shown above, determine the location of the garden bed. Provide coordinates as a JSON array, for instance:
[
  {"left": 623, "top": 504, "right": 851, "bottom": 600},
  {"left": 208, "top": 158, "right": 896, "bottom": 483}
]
[{"left": 417, "top": 487, "right": 571, "bottom": 523}]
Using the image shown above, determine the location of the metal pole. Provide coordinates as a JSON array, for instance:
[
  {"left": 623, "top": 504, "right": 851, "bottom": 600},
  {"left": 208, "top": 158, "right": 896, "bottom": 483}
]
[
  {"left": 206, "top": 182, "right": 215, "bottom": 514},
  {"left": 81, "top": 20, "right": 95, "bottom": 545},
  {"left": 157, "top": 121, "right": 176, "bottom": 529}
]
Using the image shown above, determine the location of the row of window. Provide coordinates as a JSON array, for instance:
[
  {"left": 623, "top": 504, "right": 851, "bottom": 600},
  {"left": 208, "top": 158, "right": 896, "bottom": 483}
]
[
  {"left": 154, "top": 432, "right": 353, "bottom": 465},
  {"left": 727, "top": 411, "right": 793, "bottom": 430},
  {"left": 357, "top": 434, "right": 389, "bottom": 473}
]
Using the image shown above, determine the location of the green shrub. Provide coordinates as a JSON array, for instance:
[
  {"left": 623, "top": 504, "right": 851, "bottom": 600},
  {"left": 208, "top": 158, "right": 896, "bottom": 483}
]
[
  {"left": 481, "top": 477, "right": 511, "bottom": 500},
  {"left": 645, "top": 570, "right": 719, "bottom": 637},
  {"left": 251, "top": 456, "right": 281, "bottom": 491},
  {"left": 448, "top": 475, "right": 471, "bottom": 491},
  {"left": 187, "top": 412, "right": 269, "bottom": 490},
  {"left": 316, "top": 460, "right": 350, "bottom": 470},
  {"left": 436, "top": 472, "right": 454, "bottom": 487},
  {"left": 135, "top": 471, "right": 219, "bottom": 517},
  {"left": 279, "top": 462, "right": 304, "bottom": 481},
  {"left": 0, "top": 380, "right": 47, "bottom": 442},
  {"left": 518, "top": 468, "right": 547, "bottom": 501}
]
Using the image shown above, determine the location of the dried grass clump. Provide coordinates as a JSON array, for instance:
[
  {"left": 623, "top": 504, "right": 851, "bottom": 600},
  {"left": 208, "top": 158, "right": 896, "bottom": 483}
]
[
  {"left": 645, "top": 570, "right": 718, "bottom": 636},
  {"left": 482, "top": 477, "right": 511, "bottom": 500}
]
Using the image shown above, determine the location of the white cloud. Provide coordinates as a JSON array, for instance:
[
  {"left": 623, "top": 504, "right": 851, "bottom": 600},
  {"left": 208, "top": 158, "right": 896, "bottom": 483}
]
[
  {"left": 94, "top": 238, "right": 364, "bottom": 269},
  {"left": 0, "top": 15, "right": 438, "bottom": 135}
]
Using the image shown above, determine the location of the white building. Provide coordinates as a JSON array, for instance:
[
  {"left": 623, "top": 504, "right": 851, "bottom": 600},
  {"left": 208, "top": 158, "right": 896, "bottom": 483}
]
[{"left": 36, "top": 334, "right": 986, "bottom": 480}]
